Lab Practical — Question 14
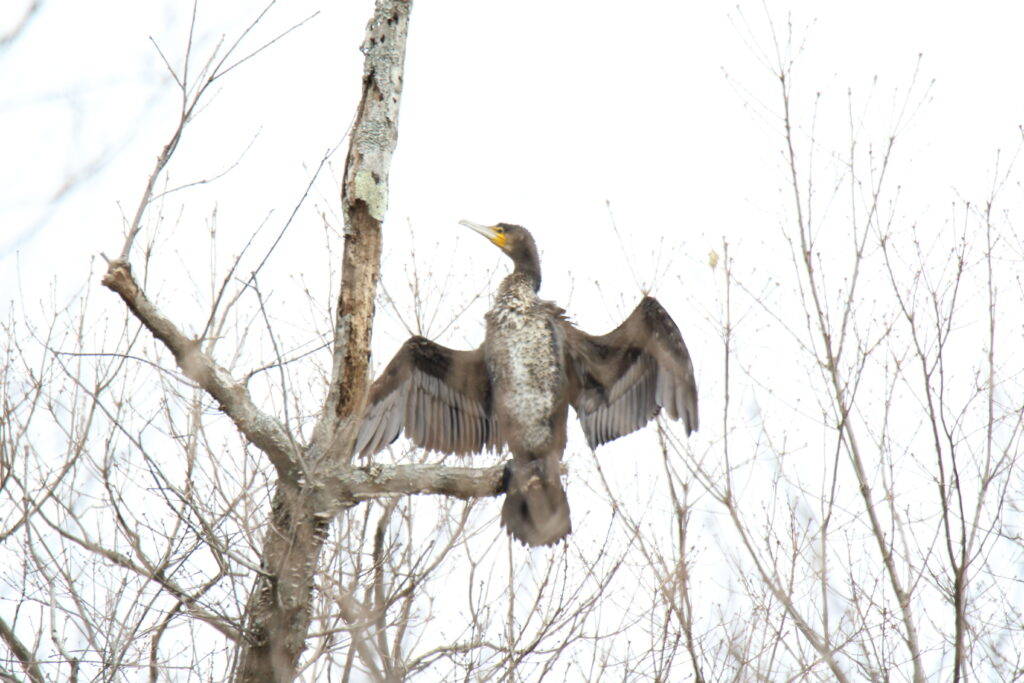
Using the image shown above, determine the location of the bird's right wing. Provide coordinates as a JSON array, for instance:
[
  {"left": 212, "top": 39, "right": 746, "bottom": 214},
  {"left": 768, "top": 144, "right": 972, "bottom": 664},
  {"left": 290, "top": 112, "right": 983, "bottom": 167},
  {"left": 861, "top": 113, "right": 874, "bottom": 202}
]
[{"left": 354, "top": 336, "right": 502, "bottom": 457}]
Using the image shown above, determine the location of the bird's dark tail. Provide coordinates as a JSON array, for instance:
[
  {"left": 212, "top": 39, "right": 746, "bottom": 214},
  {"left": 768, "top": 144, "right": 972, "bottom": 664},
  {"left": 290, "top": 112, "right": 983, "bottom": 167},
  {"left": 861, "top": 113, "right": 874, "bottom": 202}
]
[{"left": 501, "top": 458, "right": 571, "bottom": 547}]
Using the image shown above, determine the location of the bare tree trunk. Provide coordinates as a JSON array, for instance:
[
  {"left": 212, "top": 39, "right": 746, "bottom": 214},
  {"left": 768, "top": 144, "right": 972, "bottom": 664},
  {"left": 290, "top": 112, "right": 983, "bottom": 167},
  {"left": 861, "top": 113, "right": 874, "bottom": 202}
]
[
  {"left": 315, "top": 0, "right": 411, "bottom": 456},
  {"left": 233, "top": 1, "right": 413, "bottom": 680}
]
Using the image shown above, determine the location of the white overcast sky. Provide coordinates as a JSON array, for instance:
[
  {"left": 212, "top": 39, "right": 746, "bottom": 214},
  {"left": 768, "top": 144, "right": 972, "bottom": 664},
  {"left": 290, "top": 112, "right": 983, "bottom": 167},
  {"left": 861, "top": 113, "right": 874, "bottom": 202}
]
[
  {"left": 1, "top": 0, "right": 1022, "bottom": 458},
  {"left": 3, "top": 0, "right": 1022, "bottom": 300}
]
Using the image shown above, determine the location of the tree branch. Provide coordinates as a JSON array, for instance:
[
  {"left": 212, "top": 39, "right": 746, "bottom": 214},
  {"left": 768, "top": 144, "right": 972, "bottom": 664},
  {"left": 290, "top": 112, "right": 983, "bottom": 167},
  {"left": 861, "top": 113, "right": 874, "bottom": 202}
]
[
  {"left": 101, "top": 259, "right": 297, "bottom": 480},
  {"left": 0, "top": 616, "right": 43, "bottom": 683},
  {"left": 322, "top": 462, "right": 508, "bottom": 507}
]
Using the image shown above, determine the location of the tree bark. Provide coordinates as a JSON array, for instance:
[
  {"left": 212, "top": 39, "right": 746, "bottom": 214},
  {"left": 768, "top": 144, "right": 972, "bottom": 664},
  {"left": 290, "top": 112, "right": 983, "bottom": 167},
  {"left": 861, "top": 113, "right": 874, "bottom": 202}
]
[
  {"left": 233, "top": 2, "right": 413, "bottom": 681},
  {"left": 315, "top": 0, "right": 412, "bottom": 462}
]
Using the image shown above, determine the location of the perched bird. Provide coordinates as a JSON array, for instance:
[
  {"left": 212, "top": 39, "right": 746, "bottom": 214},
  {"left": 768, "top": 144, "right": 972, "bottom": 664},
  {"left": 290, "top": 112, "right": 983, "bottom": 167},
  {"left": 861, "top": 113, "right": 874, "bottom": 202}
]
[{"left": 356, "top": 221, "right": 698, "bottom": 546}]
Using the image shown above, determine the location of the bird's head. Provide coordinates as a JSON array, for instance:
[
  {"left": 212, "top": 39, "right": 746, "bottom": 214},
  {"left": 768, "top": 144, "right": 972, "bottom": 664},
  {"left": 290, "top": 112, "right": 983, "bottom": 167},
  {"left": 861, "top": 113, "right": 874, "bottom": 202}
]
[
  {"left": 459, "top": 220, "right": 519, "bottom": 252},
  {"left": 460, "top": 220, "right": 541, "bottom": 290}
]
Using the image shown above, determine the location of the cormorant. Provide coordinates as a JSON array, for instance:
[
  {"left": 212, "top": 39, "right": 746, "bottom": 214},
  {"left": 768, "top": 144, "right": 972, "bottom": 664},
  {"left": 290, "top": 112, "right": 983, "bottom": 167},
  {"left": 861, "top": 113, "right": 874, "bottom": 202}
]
[{"left": 355, "top": 221, "right": 698, "bottom": 546}]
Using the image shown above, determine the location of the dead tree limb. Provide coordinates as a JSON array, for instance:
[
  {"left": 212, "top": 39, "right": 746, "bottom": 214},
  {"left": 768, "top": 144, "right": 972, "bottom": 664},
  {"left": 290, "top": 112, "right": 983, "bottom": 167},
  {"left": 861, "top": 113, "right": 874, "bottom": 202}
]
[
  {"left": 315, "top": 0, "right": 412, "bottom": 462},
  {"left": 232, "top": 2, "right": 414, "bottom": 680},
  {"left": 101, "top": 260, "right": 297, "bottom": 479}
]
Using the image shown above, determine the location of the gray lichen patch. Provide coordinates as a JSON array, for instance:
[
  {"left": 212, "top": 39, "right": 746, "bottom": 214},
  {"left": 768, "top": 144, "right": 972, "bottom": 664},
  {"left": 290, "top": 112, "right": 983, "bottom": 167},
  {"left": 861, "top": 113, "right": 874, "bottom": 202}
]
[{"left": 354, "top": 169, "right": 388, "bottom": 220}]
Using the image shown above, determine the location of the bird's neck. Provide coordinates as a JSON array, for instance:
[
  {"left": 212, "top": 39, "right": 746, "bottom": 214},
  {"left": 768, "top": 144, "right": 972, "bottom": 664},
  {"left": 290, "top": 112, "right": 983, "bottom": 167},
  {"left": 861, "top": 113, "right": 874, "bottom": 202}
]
[
  {"left": 514, "top": 260, "right": 541, "bottom": 292},
  {"left": 511, "top": 243, "right": 542, "bottom": 292},
  {"left": 498, "top": 270, "right": 541, "bottom": 304}
]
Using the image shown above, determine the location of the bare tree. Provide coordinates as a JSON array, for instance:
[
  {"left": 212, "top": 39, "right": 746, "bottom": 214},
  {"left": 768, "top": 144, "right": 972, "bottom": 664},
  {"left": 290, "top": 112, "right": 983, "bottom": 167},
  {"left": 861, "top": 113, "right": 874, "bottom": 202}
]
[
  {"left": 95, "top": 1, "right": 517, "bottom": 679},
  {"left": 593, "top": 12, "right": 1024, "bottom": 682},
  {"left": 3, "top": 2, "right": 615, "bottom": 681}
]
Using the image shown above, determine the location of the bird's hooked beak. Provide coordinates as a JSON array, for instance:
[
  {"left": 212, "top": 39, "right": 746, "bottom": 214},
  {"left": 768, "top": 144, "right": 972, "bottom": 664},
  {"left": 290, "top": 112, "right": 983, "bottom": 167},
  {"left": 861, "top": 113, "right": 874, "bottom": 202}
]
[{"left": 460, "top": 220, "right": 508, "bottom": 250}]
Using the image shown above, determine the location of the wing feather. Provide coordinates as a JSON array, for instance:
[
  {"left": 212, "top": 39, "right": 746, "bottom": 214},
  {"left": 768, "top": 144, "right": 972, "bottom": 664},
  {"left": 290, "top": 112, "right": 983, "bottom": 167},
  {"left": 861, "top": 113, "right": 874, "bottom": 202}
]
[
  {"left": 355, "top": 336, "right": 501, "bottom": 457},
  {"left": 566, "top": 296, "right": 698, "bottom": 449}
]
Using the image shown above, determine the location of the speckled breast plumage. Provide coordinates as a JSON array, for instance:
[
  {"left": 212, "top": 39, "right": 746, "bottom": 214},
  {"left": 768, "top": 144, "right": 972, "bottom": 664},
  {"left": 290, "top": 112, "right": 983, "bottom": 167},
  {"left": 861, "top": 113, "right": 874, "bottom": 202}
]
[{"left": 484, "top": 276, "right": 565, "bottom": 454}]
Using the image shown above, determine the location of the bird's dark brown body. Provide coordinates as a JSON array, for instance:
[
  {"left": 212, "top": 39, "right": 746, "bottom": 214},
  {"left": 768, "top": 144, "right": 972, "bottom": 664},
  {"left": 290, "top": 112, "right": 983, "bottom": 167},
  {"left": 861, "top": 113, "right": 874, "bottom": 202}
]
[
  {"left": 356, "top": 222, "right": 698, "bottom": 546},
  {"left": 483, "top": 268, "right": 573, "bottom": 544}
]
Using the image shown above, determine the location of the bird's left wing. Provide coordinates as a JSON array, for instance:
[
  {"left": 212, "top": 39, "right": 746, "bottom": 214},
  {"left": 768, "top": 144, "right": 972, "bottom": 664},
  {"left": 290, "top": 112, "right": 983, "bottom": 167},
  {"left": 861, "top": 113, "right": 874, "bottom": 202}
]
[
  {"left": 565, "top": 297, "right": 698, "bottom": 448},
  {"left": 355, "top": 336, "right": 502, "bottom": 457}
]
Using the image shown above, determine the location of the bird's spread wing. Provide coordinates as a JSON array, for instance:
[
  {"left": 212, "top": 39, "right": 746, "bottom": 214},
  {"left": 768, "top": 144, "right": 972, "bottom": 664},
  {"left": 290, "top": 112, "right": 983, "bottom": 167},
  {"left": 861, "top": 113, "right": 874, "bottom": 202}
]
[
  {"left": 355, "top": 336, "right": 502, "bottom": 457},
  {"left": 565, "top": 297, "right": 698, "bottom": 448}
]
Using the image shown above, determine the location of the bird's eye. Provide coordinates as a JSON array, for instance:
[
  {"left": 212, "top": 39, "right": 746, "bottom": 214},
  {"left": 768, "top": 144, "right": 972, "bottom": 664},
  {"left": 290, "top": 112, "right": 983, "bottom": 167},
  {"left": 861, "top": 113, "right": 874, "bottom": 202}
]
[{"left": 495, "top": 227, "right": 504, "bottom": 235}]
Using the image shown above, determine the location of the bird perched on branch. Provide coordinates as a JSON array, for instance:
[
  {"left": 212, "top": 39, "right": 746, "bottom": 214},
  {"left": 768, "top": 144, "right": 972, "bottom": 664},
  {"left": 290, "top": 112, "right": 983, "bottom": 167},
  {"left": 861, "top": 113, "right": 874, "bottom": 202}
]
[{"left": 356, "top": 221, "right": 698, "bottom": 546}]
